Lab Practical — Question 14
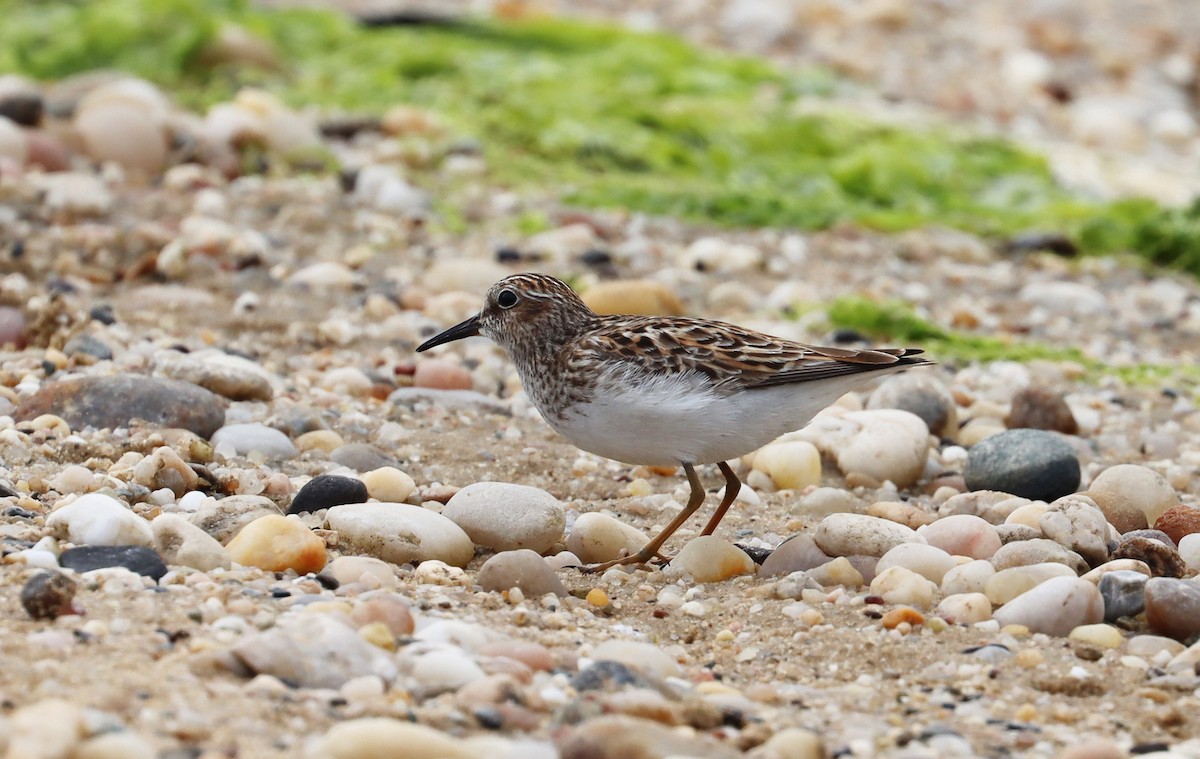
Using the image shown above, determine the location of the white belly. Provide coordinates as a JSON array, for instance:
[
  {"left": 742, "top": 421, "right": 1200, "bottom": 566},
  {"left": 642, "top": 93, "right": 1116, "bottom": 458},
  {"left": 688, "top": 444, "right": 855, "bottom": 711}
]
[{"left": 541, "top": 368, "right": 886, "bottom": 466}]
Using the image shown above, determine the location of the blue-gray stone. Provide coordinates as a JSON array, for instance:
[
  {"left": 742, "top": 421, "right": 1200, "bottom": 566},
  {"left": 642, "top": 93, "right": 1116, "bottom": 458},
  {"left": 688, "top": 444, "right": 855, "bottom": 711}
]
[
  {"left": 1100, "top": 570, "right": 1148, "bottom": 622},
  {"left": 964, "top": 429, "right": 1080, "bottom": 501},
  {"left": 60, "top": 545, "right": 168, "bottom": 581}
]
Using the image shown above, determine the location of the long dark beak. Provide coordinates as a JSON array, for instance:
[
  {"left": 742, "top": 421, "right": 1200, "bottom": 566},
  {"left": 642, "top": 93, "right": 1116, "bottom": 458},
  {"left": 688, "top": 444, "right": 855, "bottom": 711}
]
[{"left": 416, "top": 314, "right": 481, "bottom": 352}]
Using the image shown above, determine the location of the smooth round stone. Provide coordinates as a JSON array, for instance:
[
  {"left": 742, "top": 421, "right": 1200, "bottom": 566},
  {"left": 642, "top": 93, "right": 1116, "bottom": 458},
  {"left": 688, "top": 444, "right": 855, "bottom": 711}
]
[
  {"left": 156, "top": 354, "right": 274, "bottom": 402},
  {"left": 752, "top": 441, "right": 821, "bottom": 490},
  {"left": 936, "top": 593, "right": 993, "bottom": 624},
  {"left": 226, "top": 514, "right": 327, "bottom": 574},
  {"left": 14, "top": 375, "right": 226, "bottom": 438},
  {"left": 289, "top": 474, "right": 369, "bottom": 515},
  {"left": 477, "top": 549, "right": 568, "bottom": 598},
  {"left": 0, "top": 305, "right": 27, "bottom": 349},
  {"left": 1055, "top": 738, "right": 1125, "bottom": 759},
  {"left": 992, "top": 577, "right": 1103, "bottom": 637},
  {"left": 866, "top": 500, "right": 929, "bottom": 528},
  {"left": 60, "top": 545, "right": 167, "bottom": 580},
  {"left": 414, "top": 359, "right": 473, "bottom": 391},
  {"left": 814, "top": 513, "right": 925, "bottom": 558},
  {"left": 411, "top": 648, "right": 486, "bottom": 695},
  {"left": 478, "top": 640, "right": 554, "bottom": 672},
  {"left": 1179, "top": 534, "right": 1200, "bottom": 571},
  {"left": 187, "top": 494, "right": 280, "bottom": 543},
  {"left": 918, "top": 514, "right": 1001, "bottom": 559},
  {"left": 361, "top": 466, "right": 416, "bottom": 503},
  {"left": 72, "top": 732, "right": 156, "bottom": 759},
  {"left": 869, "top": 566, "right": 937, "bottom": 610},
  {"left": 1154, "top": 505, "right": 1200, "bottom": 545},
  {"left": 747, "top": 727, "right": 823, "bottom": 759},
  {"left": 566, "top": 513, "right": 649, "bottom": 564},
  {"left": 1112, "top": 535, "right": 1185, "bottom": 578},
  {"left": 671, "top": 536, "right": 755, "bottom": 582},
  {"left": 48, "top": 464, "right": 96, "bottom": 494},
  {"left": 1087, "top": 464, "right": 1176, "bottom": 531},
  {"left": 581, "top": 279, "right": 685, "bottom": 316},
  {"left": 776, "top": 570, "right": 823, "bottom": 598},
  {"left": 233, "top": 614, "right": 398, "bottom": 688},
  {"left": 21, "top": 571, "right": 78, "bottom": 620},
  {"left": 46, "top": 493, "right": 153, "bottom": 547},
  {"left": 941, "top": 559, "right": 995, "bottom": 595},
  {"left": 867, "top": 373, "right": 957, "bottom": 439},
  {"left": 1005, "top": 386, "right": 1078, "bottom": 435},
  {"left": 315, "top": 718, "right": 473, "bottom": 759},
  {"left": 876, "top": 543, "right": 956, "bottom": 584},
  {"left": 211, "top": 423, "right": 296, "bottom": 459},
  {"left": 759, "top": 535, "right": 830, "bottom": 578},
  {"left": 560, "top": 715, "right": 739, "bottom": 759},
  {"left": 1144, "top": 577, "right": 1200, "bottom": 641},
  {"left": 1069, "top": 623, "right": 1123, "bottom": 649},
  {"left": 1080, "top": 558, "right": 1151, "bottom": 583},
  {"left": 1039, "top": 496, "right": 1110, "bottom": 566},
  {"left": 74, "top": 92, "right": 168, "bottom": 174},
  {"left": 331, "top": 443, "right": 399, "bottom": 472},
  {"left": 443, "top": 482, "right": 565, "bottom": 554},
  {"left": 1098, "top": 571, "right": 1148, "bottom": 622},
  {"left": 807, "top": 557, "right": 864, "bottom": 588},
  {"left": 296, "top": 430, "right": 344, "bottom": 453},
  {"left": 1127, "top": 634, "right": 1185, "bottom": 658},
  {"left": 990, "top": 538, "right": 1086, "bottom": 572},
  {"left": 1005, "top": 502, "right": 1049, "bottom": 529},
  {"left": 590, "top": 640, "right": 681, "bottom": 679},
  {"left": 151, "top": 514, "right": 232, "bottom": 571},
  {"left": 1121, "top": 529, "right": 1175, "bottom": 547},
  {"left": 793, "top": 487, "right": 861, "bottom": 518},
  {"left": 964, "top": 429, "right": 1080, "bottom": 501},
  {"left": 985, "top": 563, "right": 1078, "bottom": 605},
  {"left": 350, "top": 594, "right": 415, "bottom": 637},
  {"left": 322, "top": 556, "right": 398, "bottom": 590},
  {"left": 5, "top": 699, "right": 87, "bottom": 759},
  {"left": 938, "top": 490, "right": 1028, "bottom": 525},
  {"left": 326, "top": 503, "right": 474, "bottom": 567},
  {"left": 833, "top": 410, "right": 930, "bottom": 488}
]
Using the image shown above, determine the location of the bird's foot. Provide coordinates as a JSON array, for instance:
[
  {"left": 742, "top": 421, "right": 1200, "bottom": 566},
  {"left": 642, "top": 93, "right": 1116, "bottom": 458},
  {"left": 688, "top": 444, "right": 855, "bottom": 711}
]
[{"left": 579, "top": 549, "right": 671, "bottom": 573}]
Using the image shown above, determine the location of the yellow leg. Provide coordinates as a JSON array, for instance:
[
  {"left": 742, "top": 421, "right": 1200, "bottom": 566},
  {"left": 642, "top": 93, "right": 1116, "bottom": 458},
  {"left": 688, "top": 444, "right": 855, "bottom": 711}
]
[
  {"left": 581, "top": 463, "right": 706, "bottom": 573},
  {"left": 699, "top": 461, "right": 740, "bottom": 536}
]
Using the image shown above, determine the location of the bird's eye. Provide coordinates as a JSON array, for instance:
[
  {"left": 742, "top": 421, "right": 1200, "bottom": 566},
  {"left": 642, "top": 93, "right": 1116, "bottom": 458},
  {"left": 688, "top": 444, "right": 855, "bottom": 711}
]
[{"left": 496, "top": 289, "right": 519, "bottom": 309}]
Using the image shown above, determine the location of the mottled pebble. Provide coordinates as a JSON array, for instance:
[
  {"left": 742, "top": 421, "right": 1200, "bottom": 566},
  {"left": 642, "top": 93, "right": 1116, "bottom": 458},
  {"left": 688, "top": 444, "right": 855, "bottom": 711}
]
[
  {"left": 831, "top": 410, "right": 930, "bottom": 487},
  {"left": 990, "top": 538, "right": 1087, "bottom": 572},
  {"left": 1112, "top": 535, "right": 1185, "bottom": 577},
  {"left": 14, "top": 375, "right": 226, "bottom": 437},
  {"left": 288, "top": 474, "right": 369, "bottom": 514},
  {"left": 566, "top": 512, "right": 650, "bottom": 564},
  {"left": 326, "top": 503, "right": 474, "bottom": 567},
  {"left": 20, "top": 571, "right": 78, "bottom": 620},
  {"left": 876, "top": 543, "right": 956, "bottom": 584},
  {"left": 46, "top": 493, "right": 154, "bottom": 547},
  {"left": 477, "top": 549, "right": 568, "bottom": 597},
  {"left": 671, "top": 536, "right": 755, "bottom": 582},
  {"left": 443, "top": 482, "right": 565, "bottom": 554},
  {"left": 322, "top": 556, "right": 398, "bottom": 590},
  {"left": 870, "top": 566, "right": 937, "bottom": 609},
  {"left": 232, "top": 614, "right": 398, "bottom": 688},
  {"left": 226, "top": 514, "right": 327, "bottom": 573},
  {"left": 1005, "top": 386, "right": 1078, "bottom": 435},
  {"left": 331, "top": 442, "right": 399, "bottom": 472},
  {"left": 1080, "top": 558, "right": 1151, "bottom": 583},
  {"left": 350, "top": 594, "right": 415, "bottom": 637},
  {"left": 1039, "top": 495, "right": 1110, "bottom": 566},
  {"left": 941, "top": 559, "right": 995, "bottom": 595},
  {"left": 867, "top": 373, "right": 957, "bottom": 438},
  {"left": 752, "top": 440, "right": 821, "bottom": 490},
  {"left": 590, "top": 639, "right": 681, "bottom": 679},
  {"left": 1154, "top": 505, "right": 1200, "bottom": 545},
  {"left": 985, "top": 563, "right": 1078, "bottom": 605},
  {"left": 314, "top": 718, "right": 473, "bottom": 759},
  {"left": 188, "top": 494, "right": 281, "bottom": 543},
  {"left": 1088, "top": 464, "right": 1176, "bottom": 532},
  {"left": 793, "top": 487, "right": 861, "bottom": 518},
  {"left": 759, "top": 534, "right": 830, "bottom": 577},
  {"left": 211, "top": 423, "right": 297, "bottom": 458},
  {"left": 1145, "top": 577, "right": 1200, "bottom": 641},
  {"left": 937, "top": 593, "right": 993, "bottom": 624},
  {"left": 1099, "top": 570, "right": 1148, "bottom": 621},
  {"left": 156, "top": 354, "right": 274, "bottom": 401},
  {"left": 963, "top": 429, "right": 1080, "bottom": 501},
  {"left": 559, "top": 715, "right": 740, "bottom": 759},
  {"left": 918, "top": 514, "right": 1001, "bottom": 559},
  {"left": 814, "top": 513, "right": 925, "bottom": 558},
  {"left": 361, "top": 466, "right": 416, "bottom": 502},
  {"left": 992, "top": 577, "right": 1103, "bottom": 637},
  {"left": 60, "top": 545, "right": 167, "bottom": 580},
  {"left": 1126, "top": 634, "right": 1185, "bottom": 658}
]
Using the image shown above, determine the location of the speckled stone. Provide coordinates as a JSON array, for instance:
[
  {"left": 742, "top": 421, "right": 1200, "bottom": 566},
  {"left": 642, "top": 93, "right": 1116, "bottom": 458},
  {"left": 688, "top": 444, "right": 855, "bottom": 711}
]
[
  {"left": 963, "top": 429, "right": 1080, "bottom": 501},
  {"left": 59, "top": 545, "right": 167, "bottom": 580},
  {"left": 477, "top": 549, "right": 568, "bottom": 597},
  {"left": 14, "top": 375, "right": 227, "bottom": 437},
  {"left": 1099, "top": 570, "right": 1147, "bottom": 621},
  {"left": 1112, "top": 535, "right": 1185, "bottom": 578}
]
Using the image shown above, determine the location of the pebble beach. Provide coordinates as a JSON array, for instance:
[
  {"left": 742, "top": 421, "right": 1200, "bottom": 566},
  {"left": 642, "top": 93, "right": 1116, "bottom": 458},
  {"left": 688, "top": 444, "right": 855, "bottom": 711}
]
[{"left": 3, "top": 1, "right": 1200, "bottom": 758}]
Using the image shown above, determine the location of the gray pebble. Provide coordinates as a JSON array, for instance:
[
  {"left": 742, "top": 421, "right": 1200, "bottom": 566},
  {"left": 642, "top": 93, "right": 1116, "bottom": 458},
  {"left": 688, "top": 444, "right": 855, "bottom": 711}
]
[
  {"left": 20, "top": 571, "right": 77, "bottom": 620},
  {"left": 964, "top": 429, "right": 1080, "bottom": 501},
  {"left": 1099, "top": 570, "right": 1148, "bottom": 621},
  {"left": 477, "top": 549, "right": 567, "bottom": 598}
]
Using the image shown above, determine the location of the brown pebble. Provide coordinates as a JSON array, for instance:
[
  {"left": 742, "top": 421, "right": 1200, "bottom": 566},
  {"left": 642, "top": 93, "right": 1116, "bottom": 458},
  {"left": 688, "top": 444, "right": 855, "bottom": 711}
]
[
  {"left": 1073, "top": 644, "right": 1103, "bottom": 661},
  {"left": 479, "top": 640, "right": 554, "bottom": 672},
  {"left": 881, "top": 606, "right": 925, "bottom": 629},
  {"left": 413, "top": 359, "right": 473, "bottom": 390},
  {"left": 20, "top": 571, "right": 78, "bottom": 620},
  {"left": 1006, "top": 386, "right": 1078, "bottom": 435},
  {"left": 1153, "top": 505, "right": 1200, "bottom": 545},
  {"left": 1112, "top": 536, "right": 1185, "bottom": 578},
  {"left": 350, "top": 594, "right": 415, "bottom": 637}
]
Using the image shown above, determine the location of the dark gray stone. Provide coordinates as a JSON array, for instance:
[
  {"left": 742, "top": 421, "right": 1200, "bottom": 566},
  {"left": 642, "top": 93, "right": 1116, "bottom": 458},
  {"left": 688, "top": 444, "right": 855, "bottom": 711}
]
[
  {"left": 1099, "top": 570, "right": 1148, "bottom": 621},
  {"left": 14, "top": 375, "right": 226, "bottom": 437},
  {"left": 964, "top": 429, "right": 1080, "bottom": 501},
  {"left": 60, "top": 545, "right": 168, "bottom": 581},
  {"left": 289, "top": 474, "right": 369, "bottom": 514},
  {"left": 20, "top": 571, "right": 77, "bottom": 620},
  {"left": 330, "top": 442, "right": 398, "bottom": 472}
]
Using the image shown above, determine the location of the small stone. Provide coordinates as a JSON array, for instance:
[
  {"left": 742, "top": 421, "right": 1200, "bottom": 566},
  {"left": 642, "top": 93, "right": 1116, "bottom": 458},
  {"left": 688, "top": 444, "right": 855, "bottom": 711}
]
[
  {"left": 746, "top": 727, "right": 824, "bottom": 759},
  {"left": 0, "top": 305, "right": 27, "bottom": 349},
  {"left": 315, "top": 718, "right": 473, "bottom": 759},
  {"left": 351, "top": 594, "right": 415, "bottom": 637},
  {"left": 1055, "top": 737, "right": 1125, "bottom": 759},
  {"left": 1068, "top": 623, "right": 1123, "bottom": 649},
  {"left": 571, "top": 660, "right": 656, "bottom": 692},
  {"left": 581, "top": 279, "right": 686, "bottom": 316},
  {"left": 188, "top": 494, "right": 281, "bottom": 543},
  {"left": 985, "top": 563, "right": 1078, "bottom": 605},
  {"left": 410, "top": 648, "right": 486, "bottom": 695},
  {"left": 939, "top": 490, "right": 1028, "bottom": 524},
  {"left": 46, "top": 493, "right": 154, "bottom": 547},
  {"left": 443, "top": 482, "right": 565, "bottom": 554},
  {"left": 917, "top": 514, "right": 1002, "bottom": 559},
  {"left": 759, "top": 535, "right": 830, "bottom": 577},
  {"left": 992, "top": 577, "right": 1103, "bottom": 637},
  {"left": 322, "top": 556, "right": 398, "bottom": 589},
  {"left": 671, "top": 536, "right": 756, "bottom": 582},
  {"left": 1127, "top": 634, "right": 1184, "bottom": 658},
  {"left": 990, "top": 538, "right": 1087, "bottom": 572},
  {"left": 752, "top": 441, "right": 821, "bottom": 490},
  {"left": 881, "top": 606, "right": 925, "bottom": 629},
  {"left": 331, "top": 443, "right": 399, "bottom": 472},
  {"left": 940, "top": 560, "right": 995, "bottom": 595},
  {"left": 1144, "top": 577, "right": 1200, "bottom": 641},
  {"left": 795, "top": 487, "right": 862, "bottom": 517},
  {"left": 477, "top": 549, "right": 568, "bottom": 598},
  {"left": 233, "top": 614, "right": 398, "bottom": 688},
  {"left": 814, "top": 513, "right": 925, "bottom": 558},
  {"left": 1087, "top": 464, "right": 1176, "bottom": 531},
  {"left": 831, "top": 410, "right": 930, "bottom": 488},
  {"left": 361, "top": 466, "right": 417, "bottom": 502},
  {"left": 807, "top": 557, "right": 864, "bottom": 588},
  {"left": 560, "top": 715, "right": 740, "bottom": 759},
  {"left": 1005, "top": 387, "right": 1078, "bottom": 435},
  {"left": 936, "top": 593, "right": 993, "bottom": 624},
  {"left": 587, "top": 588, "right": 610, "bottom": 607},
  {"left": 153, "top": 513, "right": 233, "bottom": 571},
  {"left": 60, "top": 545, "right": 167, "bottom": 580},
  {"left": 867, "top": 373, "right": 957, "bottom": 438},
  {"left": 996, "top": 524, "right": 1044, "bottom": 544},
  {"left": 226, "top": 514, "right": 327, "bottom": 574},
  {"left": 74, "top": 82, "right": 169, "bottom": 174},
  {"left": 20, "top": 571, "right": 78, "bottom": 620},
  {"left": 289, "top": 474, "right": 369, "bottom": 514},
  {"left": 63, "top": 333, "right": 113, "bottom": 362},
  {"left": 869, "top": 566, "right": 937, "bottom": 610},
  {"left": 566, "top": 512, "right": 650, "bottom": 564},
  {"left": 1111, "top": 535, "right": 1185, "bottom": 578},
  {"left": 1154, "top": 505, "right": 1200, "bottom": 545},
  {"left": 296, "top": 430, "right": 344, "bottom": 453},
  {"left": 1079, "top": 558, "right": 1151, "bottom": 583},
  {"left": 72, "top": 732, "right": 157, "bottom": 759},
  {"left": 14, "top": 375, "right": 226, "bottom": 437},
  {"left": 1039, "top": 495, "right": 1110, "bottom": 566},
  {"left": 1099, "top": 570, "right": 1148, "bottom": 621},
  {"left": 414, "top": 359, "right": 473, "bottom": 391},
  {"left": 5, "top": 699, "right": 87, "bottom": 759},
  {"left": 876, "top": 542, "right": 956, "bottom": 584},
  {"left": 590, "top": 640, "right": 681, "bottom": 679},
  {"left": 479, "top": 640, "right": 554, "bottom": 672},
  {"left": 775, "top": 571, "right": 822, "bottom": 598},
  {"left": 211, "top": 423, "right": 297, "bottom": 458},
  {"left": 1180, "top": 534, "right": 1200, "bottom": 571},
  {"left": 326, "top": 503, "right": 474, "bottom": 567},
  {"left": 964, "top": 429, "right": 1080, "bottom": 501},
  {"left": 156, "top": 354, "right": 274, "bottom": 402}
]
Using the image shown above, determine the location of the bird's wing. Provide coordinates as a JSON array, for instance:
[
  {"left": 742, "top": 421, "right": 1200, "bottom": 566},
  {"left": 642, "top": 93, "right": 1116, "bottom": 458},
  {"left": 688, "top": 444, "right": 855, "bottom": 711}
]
[{"left": 577, "top": 316, "right": 931, "bottom": 393}]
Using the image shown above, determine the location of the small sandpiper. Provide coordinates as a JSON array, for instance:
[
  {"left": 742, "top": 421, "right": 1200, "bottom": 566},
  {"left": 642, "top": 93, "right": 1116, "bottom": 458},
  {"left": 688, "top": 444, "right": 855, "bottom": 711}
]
[{"left": 418, "top": 273, "right": 932, "bottom": 572}]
